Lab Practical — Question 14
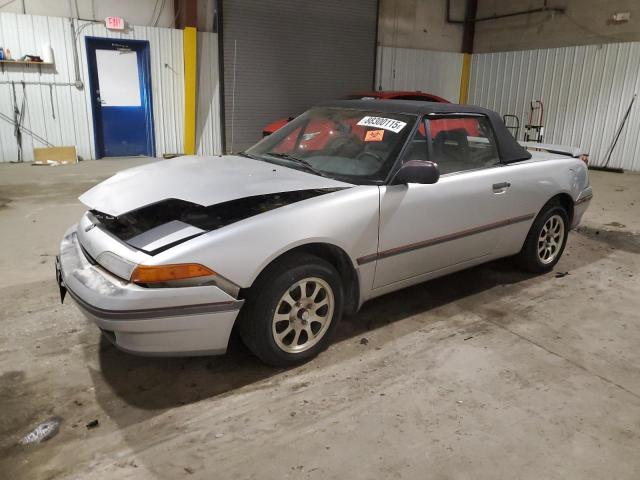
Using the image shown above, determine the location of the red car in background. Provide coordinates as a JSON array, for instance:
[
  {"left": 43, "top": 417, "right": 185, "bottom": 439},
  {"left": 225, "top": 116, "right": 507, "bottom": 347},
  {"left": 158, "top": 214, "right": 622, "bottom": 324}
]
[{"left": 262, "top": 90, "right": 451, "bottom": 136}]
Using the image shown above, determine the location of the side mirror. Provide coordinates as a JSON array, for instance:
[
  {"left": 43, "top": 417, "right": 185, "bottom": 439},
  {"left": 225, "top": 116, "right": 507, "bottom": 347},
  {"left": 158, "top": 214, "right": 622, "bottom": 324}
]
[{"left": 391, "top": 160, "right": 440, "bottom": 185}]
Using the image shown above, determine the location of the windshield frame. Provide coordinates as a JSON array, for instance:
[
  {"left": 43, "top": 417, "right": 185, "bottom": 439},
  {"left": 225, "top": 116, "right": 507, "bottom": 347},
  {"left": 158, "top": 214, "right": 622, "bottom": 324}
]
[{"left": 245, "top": 107, "right": 421, "bottom": 186}]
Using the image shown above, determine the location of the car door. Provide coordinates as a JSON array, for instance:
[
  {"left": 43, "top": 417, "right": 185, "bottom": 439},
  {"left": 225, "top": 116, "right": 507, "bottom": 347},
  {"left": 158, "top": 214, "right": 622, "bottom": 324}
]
[{"left": 372, "top": 115, "right": 533, "bottom": 289}]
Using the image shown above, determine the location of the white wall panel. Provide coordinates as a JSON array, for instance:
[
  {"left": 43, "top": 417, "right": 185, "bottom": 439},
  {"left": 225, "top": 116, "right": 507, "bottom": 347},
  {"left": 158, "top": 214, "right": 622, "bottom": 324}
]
[
  {"left": 196, "top": 31, "right": 222, "bottom": 156},
  {"left": 0, "top": 12, "right": 223, "bottom": 162},
  {"left": 469, "top": 42, "right": 640, "bottom": 171},
  {"left": 376, "top": 46, "right": 463, "bottom": 103}
]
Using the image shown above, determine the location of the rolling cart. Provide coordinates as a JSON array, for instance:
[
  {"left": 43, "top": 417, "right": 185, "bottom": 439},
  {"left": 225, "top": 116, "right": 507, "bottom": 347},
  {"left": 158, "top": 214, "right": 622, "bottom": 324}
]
[{"left": 524, "top": 100, "right": 544, "bottom": 143}]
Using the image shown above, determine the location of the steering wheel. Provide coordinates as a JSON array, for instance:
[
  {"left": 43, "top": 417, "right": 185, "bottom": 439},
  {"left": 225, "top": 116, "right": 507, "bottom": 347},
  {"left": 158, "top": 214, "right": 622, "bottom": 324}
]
[
  {"left": 356, "top": 150, "right": 385, "bottom": 165},
  {"left": 324, "top": 134, "right": 362, "bottom": 156}
]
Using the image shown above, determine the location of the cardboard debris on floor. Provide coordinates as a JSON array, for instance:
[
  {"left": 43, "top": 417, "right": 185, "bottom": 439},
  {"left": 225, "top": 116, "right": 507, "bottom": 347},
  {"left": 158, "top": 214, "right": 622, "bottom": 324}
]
[{"left": 32, "top": 146, "right": 78, "bottom": 166}]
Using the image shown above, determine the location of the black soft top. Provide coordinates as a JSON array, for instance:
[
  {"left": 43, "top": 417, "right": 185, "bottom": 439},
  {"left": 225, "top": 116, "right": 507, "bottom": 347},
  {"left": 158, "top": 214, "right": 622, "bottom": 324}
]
[{"left": 321, "top": 99, "right": 532, "bottom": 164}]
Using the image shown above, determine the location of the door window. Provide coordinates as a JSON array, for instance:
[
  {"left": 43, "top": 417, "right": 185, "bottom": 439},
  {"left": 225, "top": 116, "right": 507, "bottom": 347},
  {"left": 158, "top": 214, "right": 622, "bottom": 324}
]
[
  {"left": 428, "top": 116, "right": 499, "bottom": 174},
  {"left": 95, "top": 49, "right": 141, "bottom": 107}
]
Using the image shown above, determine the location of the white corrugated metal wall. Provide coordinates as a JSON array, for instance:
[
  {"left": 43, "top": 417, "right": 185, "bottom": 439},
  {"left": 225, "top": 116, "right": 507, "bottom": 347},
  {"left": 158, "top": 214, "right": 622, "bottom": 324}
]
[
  {"left": 469, "top": 42, "right": 640, "bottom": 171},
  {"left": 196, "top": 31, "right": 222, "bottom": 156},
  {"left": 0, "top": 12, "right": 222, "bottom": 162},
  {"left": 376, "top": 46, "right": 463, "bottom": 103}
]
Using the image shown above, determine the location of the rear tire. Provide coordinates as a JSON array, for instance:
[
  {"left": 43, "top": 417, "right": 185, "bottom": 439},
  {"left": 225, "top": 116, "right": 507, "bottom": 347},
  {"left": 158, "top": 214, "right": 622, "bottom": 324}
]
[
  {"left": 516, "top": 201, "right": 569, "bottom": 273},
  {"left": 238, "top": 253, "right": 343, "bottom": 367}
]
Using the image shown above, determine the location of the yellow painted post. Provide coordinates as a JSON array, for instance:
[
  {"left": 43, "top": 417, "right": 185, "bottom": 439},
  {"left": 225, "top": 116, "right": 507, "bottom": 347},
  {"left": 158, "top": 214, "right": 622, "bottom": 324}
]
[
  {"left": 183, "top": 27, "right": 197, "bottom": 154},
  {"left": 459, "top": 53, "right": 471, "bottom": 104}
]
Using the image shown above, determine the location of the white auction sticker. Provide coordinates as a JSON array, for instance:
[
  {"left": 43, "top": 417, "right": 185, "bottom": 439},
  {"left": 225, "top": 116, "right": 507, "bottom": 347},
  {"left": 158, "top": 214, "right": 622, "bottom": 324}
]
[{"left": 357, "top": 116, "right": 407, "bottom": 133}]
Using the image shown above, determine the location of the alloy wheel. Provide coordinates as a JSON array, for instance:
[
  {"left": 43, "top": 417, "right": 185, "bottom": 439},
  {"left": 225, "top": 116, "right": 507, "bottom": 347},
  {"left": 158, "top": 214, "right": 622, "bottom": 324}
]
[
  {"left": 272, "top": 277, "right": 335, "bottom": 354},
  {"left": 537, "top": 214, "right": 565, "bottom": 264}
]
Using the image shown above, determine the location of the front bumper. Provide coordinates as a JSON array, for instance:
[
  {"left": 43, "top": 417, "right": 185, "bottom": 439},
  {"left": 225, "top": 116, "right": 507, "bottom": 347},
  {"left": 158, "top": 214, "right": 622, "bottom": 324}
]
[{"left": 57, "top": 226, "right": 243, "bottom": 356}]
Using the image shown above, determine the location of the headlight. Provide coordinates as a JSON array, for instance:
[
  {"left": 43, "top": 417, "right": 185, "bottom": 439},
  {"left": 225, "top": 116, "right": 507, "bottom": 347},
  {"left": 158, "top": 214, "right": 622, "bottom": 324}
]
[{"left": 95, "top": 251, "right": 136, "bottom": 280}]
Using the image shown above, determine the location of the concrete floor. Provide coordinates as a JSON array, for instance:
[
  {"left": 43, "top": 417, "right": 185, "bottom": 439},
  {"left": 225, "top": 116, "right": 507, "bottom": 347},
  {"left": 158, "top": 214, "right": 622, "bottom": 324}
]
[{"left": 0, "top": 158, "right": 639, "bottom": 480}]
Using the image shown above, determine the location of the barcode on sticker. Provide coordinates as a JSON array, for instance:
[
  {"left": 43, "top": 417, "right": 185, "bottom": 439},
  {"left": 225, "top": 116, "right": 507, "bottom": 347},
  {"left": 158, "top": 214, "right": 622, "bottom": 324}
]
[{"left": 357, "top": 116, "right": 407, "bottom": 133}]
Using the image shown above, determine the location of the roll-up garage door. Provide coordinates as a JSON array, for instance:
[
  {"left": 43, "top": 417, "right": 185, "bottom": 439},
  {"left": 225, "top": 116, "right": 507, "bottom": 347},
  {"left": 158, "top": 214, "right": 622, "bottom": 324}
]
[{"left": 221, "top": 0, "right": 378, "bottom": 152}]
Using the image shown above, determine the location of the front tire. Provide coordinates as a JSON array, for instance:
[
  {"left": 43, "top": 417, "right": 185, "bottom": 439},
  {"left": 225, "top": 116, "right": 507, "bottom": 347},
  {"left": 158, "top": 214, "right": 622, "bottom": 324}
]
[
  {"left": 516, "top": 201, "right": 569, "bottom": 273},
  {"left": 238, "top": 253, "right": 343, "bottom": 367}
]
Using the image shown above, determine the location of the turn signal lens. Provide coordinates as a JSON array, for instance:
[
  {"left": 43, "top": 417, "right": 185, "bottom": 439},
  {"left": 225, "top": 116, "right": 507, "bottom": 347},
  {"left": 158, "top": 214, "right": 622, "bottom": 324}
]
[{"left": 131, "top": 263, "right": 216, "bottom": 284}]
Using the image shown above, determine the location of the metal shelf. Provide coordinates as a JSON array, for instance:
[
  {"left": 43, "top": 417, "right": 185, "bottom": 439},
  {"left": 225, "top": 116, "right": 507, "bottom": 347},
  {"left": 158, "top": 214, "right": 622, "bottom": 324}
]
[
  {"left": 0, "top": 60, "right": 52, "bottom": 65},
  {"left": 0, "top": 60, "right": 54, "bottom": 73}
]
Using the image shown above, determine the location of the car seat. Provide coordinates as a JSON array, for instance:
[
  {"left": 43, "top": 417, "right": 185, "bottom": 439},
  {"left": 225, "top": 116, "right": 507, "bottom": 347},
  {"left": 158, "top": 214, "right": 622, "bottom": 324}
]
[{"left": 432, "top": 129, "right": 470, "bottom": 174}]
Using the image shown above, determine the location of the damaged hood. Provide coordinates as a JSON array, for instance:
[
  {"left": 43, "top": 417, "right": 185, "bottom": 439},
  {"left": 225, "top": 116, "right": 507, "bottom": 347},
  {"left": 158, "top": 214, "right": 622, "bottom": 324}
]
[{"left": 80, "top": 155, "right": 353, "bottom": 216}]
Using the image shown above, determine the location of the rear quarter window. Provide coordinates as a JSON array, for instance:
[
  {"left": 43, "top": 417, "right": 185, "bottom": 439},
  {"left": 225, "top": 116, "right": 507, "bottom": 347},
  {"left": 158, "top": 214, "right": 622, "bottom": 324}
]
[{"left": 428, "top": 116, "right": 500, "bottom": 174}]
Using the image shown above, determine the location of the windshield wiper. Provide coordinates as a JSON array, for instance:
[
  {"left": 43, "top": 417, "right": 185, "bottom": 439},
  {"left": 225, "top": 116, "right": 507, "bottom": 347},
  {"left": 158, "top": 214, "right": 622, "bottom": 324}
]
[
  {"left": 264, "top": 152, "right": 327, "bottom": 177},
  {"left": 238, "top": 151, "right": 259, "bottom": 160}
]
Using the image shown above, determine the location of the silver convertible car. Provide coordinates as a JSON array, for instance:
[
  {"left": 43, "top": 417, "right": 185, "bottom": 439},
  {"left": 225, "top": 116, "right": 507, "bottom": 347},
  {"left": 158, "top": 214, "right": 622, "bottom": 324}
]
[{"left": 56, "top": 100, "right": 592, "bottom": 366}]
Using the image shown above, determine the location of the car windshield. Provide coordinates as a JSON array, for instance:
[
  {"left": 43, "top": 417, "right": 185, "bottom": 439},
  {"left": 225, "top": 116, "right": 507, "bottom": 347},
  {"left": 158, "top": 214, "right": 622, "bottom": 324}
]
[{"left": 245, "top": 107, "right": 417, "bottom": 184}]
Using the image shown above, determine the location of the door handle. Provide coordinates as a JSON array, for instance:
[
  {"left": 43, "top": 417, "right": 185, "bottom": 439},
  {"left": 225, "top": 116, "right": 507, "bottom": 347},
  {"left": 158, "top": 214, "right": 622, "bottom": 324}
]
[{"left": 492, "top": 182, "right": 511, "bottom": 193}]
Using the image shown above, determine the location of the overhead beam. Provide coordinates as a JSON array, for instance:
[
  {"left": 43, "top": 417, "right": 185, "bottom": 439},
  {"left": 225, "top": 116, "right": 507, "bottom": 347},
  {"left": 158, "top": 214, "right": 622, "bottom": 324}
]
[{"left": 446, "top": 0, "right": 564, "bottom": 25}]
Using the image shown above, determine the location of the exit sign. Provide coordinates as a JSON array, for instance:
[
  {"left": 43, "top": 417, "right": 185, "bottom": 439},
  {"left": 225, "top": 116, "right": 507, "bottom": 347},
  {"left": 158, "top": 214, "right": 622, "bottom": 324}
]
[{"left": 105, "top": 16, "right": 125, "bottom": 30}]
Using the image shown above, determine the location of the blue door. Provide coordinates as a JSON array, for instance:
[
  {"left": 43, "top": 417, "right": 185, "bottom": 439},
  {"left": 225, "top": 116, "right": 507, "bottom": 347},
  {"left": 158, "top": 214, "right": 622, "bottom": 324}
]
[{"left": 86, "top": 37, "right": 155, "bottom": 158}]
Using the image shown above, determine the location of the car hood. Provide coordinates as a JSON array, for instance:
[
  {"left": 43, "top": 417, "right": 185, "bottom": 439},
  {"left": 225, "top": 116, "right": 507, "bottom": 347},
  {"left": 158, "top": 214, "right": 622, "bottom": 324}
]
[{"left": 79, "top": 155, "right": 353, "bottom": 216}]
